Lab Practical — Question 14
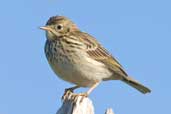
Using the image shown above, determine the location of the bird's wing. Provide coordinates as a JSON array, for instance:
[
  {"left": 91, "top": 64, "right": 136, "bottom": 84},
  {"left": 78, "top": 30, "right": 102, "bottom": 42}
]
[{"left": 76, "top": 32, "right": 128, "bottom": 77}]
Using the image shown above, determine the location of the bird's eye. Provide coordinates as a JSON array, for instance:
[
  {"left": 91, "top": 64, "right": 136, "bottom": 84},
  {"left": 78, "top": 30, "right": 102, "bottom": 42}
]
[{"left": 56, "top": 24, "right": 63, "bottom": 30}]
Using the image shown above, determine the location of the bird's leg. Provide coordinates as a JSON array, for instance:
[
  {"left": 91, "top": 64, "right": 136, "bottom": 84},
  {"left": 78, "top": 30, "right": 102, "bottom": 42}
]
[
  {"left": 86, "top": 82, "right": 100, "bottom": 95},
  {"left": 71, "top": 82, "right": 100, "bottom": 102},
  {"left": 65, "top": 85, "right": 80, "bottom": 93},
  {"left": 62, "top": 85, "right": 80, "bottom": 100}
]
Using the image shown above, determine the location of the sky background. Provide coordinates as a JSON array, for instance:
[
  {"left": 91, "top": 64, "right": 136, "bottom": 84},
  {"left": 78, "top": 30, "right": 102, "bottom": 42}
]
[{"left": 0, "top": 0, "right": 171, "bottom": 114}]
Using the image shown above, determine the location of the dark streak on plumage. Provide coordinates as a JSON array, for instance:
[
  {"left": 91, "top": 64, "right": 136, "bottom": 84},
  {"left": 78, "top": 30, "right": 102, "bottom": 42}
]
[
  {"left": 46, "top": 16, "right": 66, "bottom": 25},
  {"left": 62, "top": 38, "right": 82, "bottom": 46}
]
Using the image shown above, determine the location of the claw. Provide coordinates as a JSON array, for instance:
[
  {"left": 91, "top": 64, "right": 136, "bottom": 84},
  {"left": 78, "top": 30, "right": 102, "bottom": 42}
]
[
  {"left": 62, "top": 86, "right": 80, "bottom": 100},
  {"left": 65, "top": 88, "right": 73, "bottom": 93},
  {"left": 70, "top": 92, "right": 88, "bottom": 103},
  {"left": 62, "top": 91, "right": 88, "bottom": 103},
  {"left": 62, "top": 89, "right": 73, "bottom": 101},
  {"left": 78, "top": 93, "right": 88, "bottom": 102}
]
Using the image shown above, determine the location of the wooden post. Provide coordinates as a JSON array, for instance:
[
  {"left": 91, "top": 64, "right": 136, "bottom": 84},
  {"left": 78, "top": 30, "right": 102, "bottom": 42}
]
[
  {"left": 105, "top": 108, "right": 114, "bottom": 114},
  {"left": 56, "top": 92, "right": 114, "bottom": 114}
]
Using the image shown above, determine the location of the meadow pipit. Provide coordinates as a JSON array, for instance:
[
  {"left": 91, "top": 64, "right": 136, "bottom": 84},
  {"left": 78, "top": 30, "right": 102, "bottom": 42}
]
[{"left": 40, "top": 16, "right": 151, "bottom": 98}]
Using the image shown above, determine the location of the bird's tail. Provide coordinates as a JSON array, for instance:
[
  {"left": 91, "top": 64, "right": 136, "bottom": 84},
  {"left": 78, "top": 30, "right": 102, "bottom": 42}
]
[{"left": 122, "top": 76, "right": 151, "bottom": 94}]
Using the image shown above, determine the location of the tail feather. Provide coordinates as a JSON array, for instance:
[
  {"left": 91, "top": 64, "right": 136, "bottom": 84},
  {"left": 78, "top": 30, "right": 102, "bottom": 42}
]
[{"left": 122, "top": 76, "right": 151, "bottom": 94}]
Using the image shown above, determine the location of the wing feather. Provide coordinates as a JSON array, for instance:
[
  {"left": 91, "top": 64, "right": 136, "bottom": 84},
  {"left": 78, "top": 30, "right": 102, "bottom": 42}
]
[{"left": 72, "top": 31, "right": 128, "bottom": 77}]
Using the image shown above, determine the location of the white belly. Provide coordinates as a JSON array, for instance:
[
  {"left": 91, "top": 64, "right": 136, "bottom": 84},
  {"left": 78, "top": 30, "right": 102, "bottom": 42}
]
[{"left": 48, "top": 54, "right": 113, "bottom": 87}]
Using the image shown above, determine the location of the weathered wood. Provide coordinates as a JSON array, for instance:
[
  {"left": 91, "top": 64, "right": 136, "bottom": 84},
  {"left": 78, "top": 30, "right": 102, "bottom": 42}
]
[
  {"left": 105, "top": 108, "right": 114, "bottom": 114},
  {"left": 56, "top": 92, "right": 94, "bottom": 114},
  {"left": 56, "top": 92, "right": 114, "bottom": 114}
]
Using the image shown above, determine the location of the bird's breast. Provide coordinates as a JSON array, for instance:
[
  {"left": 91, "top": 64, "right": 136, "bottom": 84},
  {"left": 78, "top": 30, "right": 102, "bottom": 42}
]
[{"left": 44, "top": 40, "right": 113, "bottom": 87}]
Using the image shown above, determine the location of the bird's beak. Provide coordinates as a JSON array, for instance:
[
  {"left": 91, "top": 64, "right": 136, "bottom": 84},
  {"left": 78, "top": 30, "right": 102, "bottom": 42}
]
[
  {"left": 40, "top": 26, "right": 52, "bottom": 31},
  {"left": 40, "top": 26, "right": 60, "bottom": 37}
]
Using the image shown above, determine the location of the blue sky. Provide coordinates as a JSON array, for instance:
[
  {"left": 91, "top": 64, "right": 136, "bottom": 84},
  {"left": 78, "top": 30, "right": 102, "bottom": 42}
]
[{"left": 0, "top": 0, "right": 170, "bottom": 114}]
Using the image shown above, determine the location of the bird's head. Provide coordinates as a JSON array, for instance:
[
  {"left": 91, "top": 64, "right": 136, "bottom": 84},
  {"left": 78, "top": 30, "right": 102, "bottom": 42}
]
[{"left": 40, "top": 16, "right": 78, "bottom": 40}]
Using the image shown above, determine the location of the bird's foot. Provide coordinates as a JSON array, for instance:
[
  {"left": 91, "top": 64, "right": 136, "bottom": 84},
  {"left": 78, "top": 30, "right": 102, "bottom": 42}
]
[
  {"left": 71, "top": 92, "right": 88, "bottom": 103},
  {"left": 62, "top": 91, "right": 88, "bottom": 103},
  {"left": 62, "top": 89, "right": 73, "bottom": 100}
]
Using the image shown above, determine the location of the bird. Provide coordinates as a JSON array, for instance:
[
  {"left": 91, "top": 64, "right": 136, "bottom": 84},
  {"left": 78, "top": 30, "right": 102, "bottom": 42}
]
[{"left": 40, "top": 16, "right": 151, "bottom": 98}]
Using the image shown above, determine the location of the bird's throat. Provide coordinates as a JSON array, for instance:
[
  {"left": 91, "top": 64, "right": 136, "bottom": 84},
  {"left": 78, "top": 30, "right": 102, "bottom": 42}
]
[{"left": 46, "top": 31, "right": 58, "bottom": 40}]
